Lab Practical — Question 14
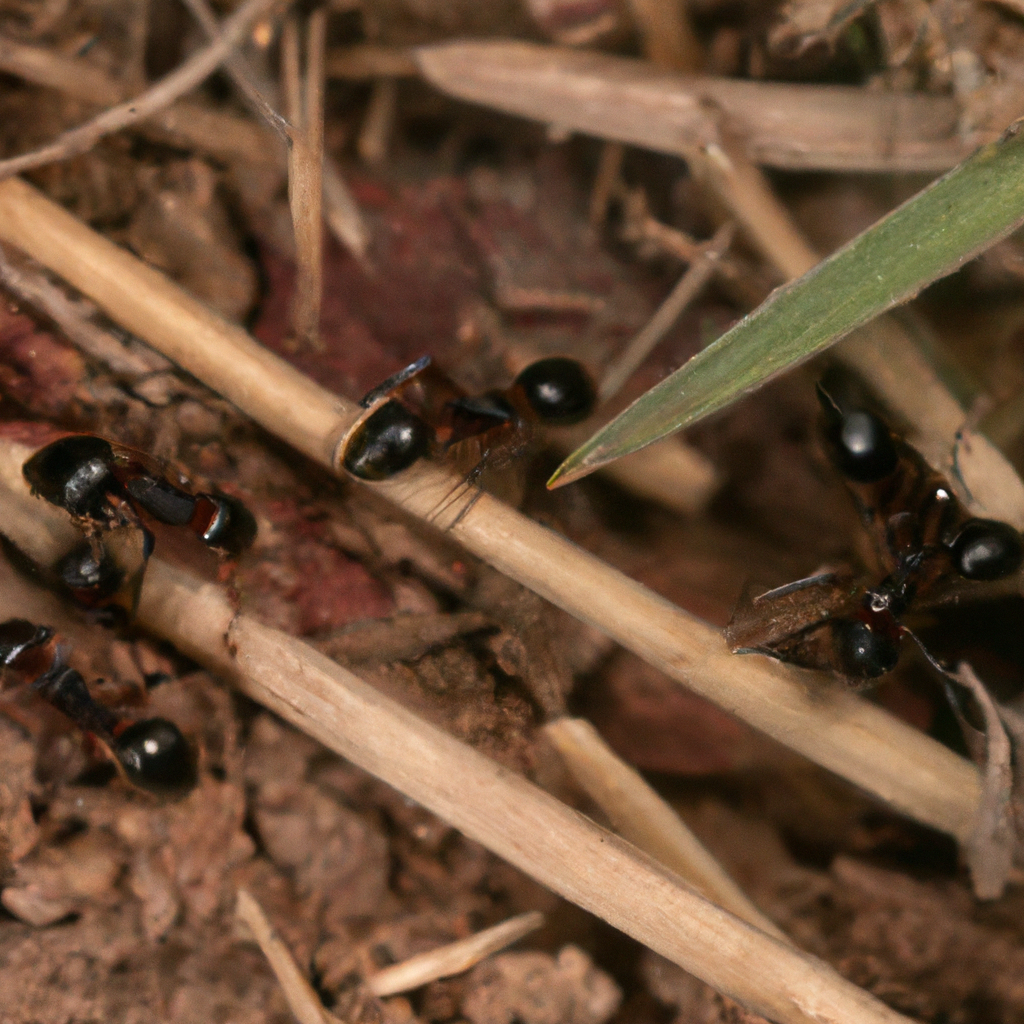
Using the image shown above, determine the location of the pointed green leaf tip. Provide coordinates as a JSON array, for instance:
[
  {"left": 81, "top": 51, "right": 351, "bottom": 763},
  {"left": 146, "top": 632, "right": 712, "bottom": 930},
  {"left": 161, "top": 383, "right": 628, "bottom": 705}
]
[{"left": 549, "top": 119, "right": 1024, "bottom": 489}]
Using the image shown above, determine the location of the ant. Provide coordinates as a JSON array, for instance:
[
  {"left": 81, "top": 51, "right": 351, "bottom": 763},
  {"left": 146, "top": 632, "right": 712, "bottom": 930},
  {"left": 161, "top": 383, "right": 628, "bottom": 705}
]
[
  {"left": 340, "top": 355, "right": 597, "bottom": 483},
  {"left": 23, "top": 435, "right": 257, "bottom": 613},
  {"left": 726, "top": 386, "right": 1024, "bottom": 682},
  {"left": 0, "top": 618, "right": 196, "bottom": 797}
]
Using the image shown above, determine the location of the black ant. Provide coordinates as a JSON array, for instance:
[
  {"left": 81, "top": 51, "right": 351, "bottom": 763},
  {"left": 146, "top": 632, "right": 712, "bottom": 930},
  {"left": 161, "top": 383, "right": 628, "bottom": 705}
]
[
  {"left": 23, "top": 435, "right": 257, "bottom": 613},
  {"left": 0, "top": 618, "right": 196, "bottom": 797},
  {"left": 340, "top": 355, "right": 597, "bottom": 482},
  {"left": 726, "top": 386, "right": 1024, "bottom": 681}
]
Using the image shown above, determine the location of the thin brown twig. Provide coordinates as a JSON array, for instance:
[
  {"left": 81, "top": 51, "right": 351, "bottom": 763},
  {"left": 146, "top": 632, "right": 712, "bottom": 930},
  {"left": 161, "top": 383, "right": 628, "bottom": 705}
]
[
  {"left": 185, "top": 0, "right": 367, "bottom": 264},
  {"left": 0, "top": 0, "right": 285, "bottom": 181},
  {"left": 949, "top": 663, "right": 1015, "bottom": 899},
  {"left": 0, "top": 175, "right": 984, "bottom": 846},
  {"left": 326, "top": 44, "right": 418, "bottom": 80},
  {"left": 588, "top": 141, "right": 625, "bottom": 227},
  {"left": 0, "top": 482, "right": 916, "bottom": 1024},
  {"left": 0, "top": 242, "right": 169, "bottom": 377},
  {"left": 180, "top": 0, "right": 291, "bottom": 140},
  {"left": 599, "top": 222, "right": 735, "bottom": 401}
]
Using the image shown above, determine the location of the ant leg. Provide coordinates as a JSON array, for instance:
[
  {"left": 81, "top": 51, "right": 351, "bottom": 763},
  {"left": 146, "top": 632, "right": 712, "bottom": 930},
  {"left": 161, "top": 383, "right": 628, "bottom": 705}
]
[{"left": 427, "top": 459, "right": 487, "bottom": 530}]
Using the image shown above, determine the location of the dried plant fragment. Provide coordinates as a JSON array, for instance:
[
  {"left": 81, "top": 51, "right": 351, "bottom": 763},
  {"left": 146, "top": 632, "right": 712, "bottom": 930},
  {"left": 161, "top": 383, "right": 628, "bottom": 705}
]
[{"left": 367, "top": 911, "right": 545, "bottom": 996}]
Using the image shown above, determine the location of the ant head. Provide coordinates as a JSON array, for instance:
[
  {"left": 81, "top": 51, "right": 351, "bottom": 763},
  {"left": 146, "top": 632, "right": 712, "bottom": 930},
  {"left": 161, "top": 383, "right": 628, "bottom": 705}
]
[
  {"left": 515, "top": 358, "right": 596, "bottom": 426},
  {"left": 342, "top": 400, "right": 433, "bottom": 480},
  {"left": 950, "top": 519, "right": 1024, "bottom": 581},
  {"left": 816, "top": 384, "right": 897, "bottom": 483},
  {"left": 114, "top": 718, "right": 197, "bottom": 798},
  {"left": 23, "top": 435, "right": 117, "bottom": 518},
  {"left": 831, "top": 619, "right": 900, "bottom": 679}
]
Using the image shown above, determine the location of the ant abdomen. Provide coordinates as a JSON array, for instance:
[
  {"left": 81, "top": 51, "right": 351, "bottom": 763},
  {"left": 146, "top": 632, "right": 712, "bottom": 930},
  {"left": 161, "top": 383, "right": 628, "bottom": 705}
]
[
  {"left": 343, "top": 400, "right": 433, "bottom": 480},
  {"left": 113, "top": 718, "right": 197, "bottom": 797},
  {"left": 831, "top": 619, "right": 901, "bottom": 679},
  {"left": 23, "top": 435, "right": 118, "bottom": 519}
]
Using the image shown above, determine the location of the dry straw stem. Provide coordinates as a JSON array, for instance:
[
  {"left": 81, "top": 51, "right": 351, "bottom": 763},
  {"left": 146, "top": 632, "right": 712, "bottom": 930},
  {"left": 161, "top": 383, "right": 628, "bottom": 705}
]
[
  {"left": 182, "top": 0, "right": 370, "bottom": 263},
  {"left": 0, "top": 471, "right": 913, "bottom": 1024},
  {"left": 0, "top": 174, "right": 984, "bottom": 844},
  {"left": 281, "top": 7, "right": 328, "bottom": 347},
  {"left": 367, "top": 911, "right": 545, "bottom": 996},
  {"left": 0, "top": 27, "right": 281, "bottom": 168},
  {"left": 0, "top": 243, "right": 169, "bottom": 377},
  {"left": 544, "top": 718, "right": 786, "bottom": 941},
  {"left": 236, "top": 889, "right": 342, "bottom": 1024},
  {"left": 0, "top": 0, "right": 285, "bottom": 182},
  {"left": 358, "top": 78, "right": 399, "bottom": 166},
  {"left": 413, "top": 41, "right": 969, "bottom": 174}
]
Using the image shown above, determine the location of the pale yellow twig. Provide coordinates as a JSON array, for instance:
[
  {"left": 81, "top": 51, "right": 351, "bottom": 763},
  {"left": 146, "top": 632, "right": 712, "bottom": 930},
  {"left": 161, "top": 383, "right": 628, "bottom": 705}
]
[
  {"left": 544, "top": 718, "right": 785, "bottom": 939},
  {"left": 0, "top": 175, "right": 983, "bottom": 845},
  {"left": 367, "top": 912, "right": 545, "bottom": 996},
  {"left": 236, "top": 889, "right": 342, "bottom": 1024},
  {"left": 0, "top": 0, "right": 284, "bottom": 181}
]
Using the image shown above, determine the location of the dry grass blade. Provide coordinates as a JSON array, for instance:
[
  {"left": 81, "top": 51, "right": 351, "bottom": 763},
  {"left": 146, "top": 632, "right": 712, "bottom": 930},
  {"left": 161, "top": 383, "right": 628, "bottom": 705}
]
[
  {"left": 182, "top": 0, "right": 290, "bottom": 140},
  {"left": 544, "top": 718, "right": 785, "bottom": 940},
  {"left": 282, "top": 7, "right": 328, "bottom": 347},
  {"left": 0, "top": 459, "right": 915, "bottom": 1024},
  {"left": 0, "top": 0, "right": 285, "bottom": 181},
  {"left": 414, "top": 41, "right": 968, "bottom": 173},
  {"left": 949, "top": 664, "right": 1015, "bottom": 899},
  {"left": 367, "top": 912, "right": 545, "bottom": 996},
  {"left": 0, "top": 175, "right": 985, "bottom": 847},
  {"left": 236, "top": 889, "right": 342, "bottom": 1024}
]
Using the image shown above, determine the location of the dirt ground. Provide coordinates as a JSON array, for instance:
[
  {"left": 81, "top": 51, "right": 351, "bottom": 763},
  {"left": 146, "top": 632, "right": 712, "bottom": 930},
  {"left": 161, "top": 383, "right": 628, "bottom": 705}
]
[{"left": 2, "top": 0, "right": 1024, "bottom": 1021}]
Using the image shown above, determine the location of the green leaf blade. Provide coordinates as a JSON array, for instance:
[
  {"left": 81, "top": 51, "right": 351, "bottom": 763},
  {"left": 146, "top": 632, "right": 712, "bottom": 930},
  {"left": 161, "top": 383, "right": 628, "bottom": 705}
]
[{"left": 550, "top": 122, "right": 1024, "bottom": 488}]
